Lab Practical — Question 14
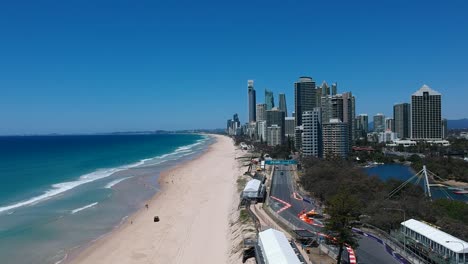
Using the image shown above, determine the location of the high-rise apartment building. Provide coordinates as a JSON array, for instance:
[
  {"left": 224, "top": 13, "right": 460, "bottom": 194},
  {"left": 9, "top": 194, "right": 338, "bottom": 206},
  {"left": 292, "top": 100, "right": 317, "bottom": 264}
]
[
  {"left": 256, "top": 104, "right": 267, "bottom": 122},
  {"left": 411, "top": 85, "right": 442, "bottom": 140},
  {"left": 266, "top": 108, "right": 285, "bottom": 144},
  {"left": 373, "top": 114, "right": 386, "bottom": 133},
  {"left": 285, "top": 117, "right": 296, "bottom": 138},
  {"left": 257, "top": 121, "right": 267, "bottom": 143},
  {"left": 355, "top": 114, "right": 369, "bottom": 139},
  {"left": 278, "top": 93, "right": 287, "bottom": 116},
  {"left": 265, "top": 89, "right": 275, "bottom": 110},
  {"left": 385, "top": 118, "right": 395, "bottom": 132},
  {"left": 394, "top": 103, "right": 411, "bottom": 139},
  {"left": 266, "top": 125, "right": 282, "bottom": 146},
  {"left": 294, "top": 77, "right": 318, "bottom": 127},
  {"left": 248, "top": 80, "right": 256, "bottom": 123},
  {"left": 302, "top": 108, "right": 322, "bottom": 157},
  {"left": 323, "top": 119, "right": 349, "bottom": 158},
  {"left": 331, "top": 83, "right": 338, "bottom": 96},
  {"left": 321, "top": 92, "right": 355, "bottom": 147}
]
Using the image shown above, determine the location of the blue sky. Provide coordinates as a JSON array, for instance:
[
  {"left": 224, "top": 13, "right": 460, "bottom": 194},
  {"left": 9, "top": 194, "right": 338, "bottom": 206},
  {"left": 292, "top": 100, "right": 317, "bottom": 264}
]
[{"left": 0, "top": 0, "right": 467, "bottom": 134}]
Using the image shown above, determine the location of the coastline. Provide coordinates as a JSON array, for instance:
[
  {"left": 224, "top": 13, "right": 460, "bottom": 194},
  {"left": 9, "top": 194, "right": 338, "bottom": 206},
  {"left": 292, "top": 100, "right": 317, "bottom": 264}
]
[{"left": 66, "top": 134, "right": 238, "bottom": 264}]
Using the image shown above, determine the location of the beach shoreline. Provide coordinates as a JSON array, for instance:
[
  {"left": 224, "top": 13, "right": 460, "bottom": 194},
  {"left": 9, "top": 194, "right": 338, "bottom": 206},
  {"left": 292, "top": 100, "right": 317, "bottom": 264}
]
[{"left": 66, "top": 134, "right": 238, "bottom": 264}]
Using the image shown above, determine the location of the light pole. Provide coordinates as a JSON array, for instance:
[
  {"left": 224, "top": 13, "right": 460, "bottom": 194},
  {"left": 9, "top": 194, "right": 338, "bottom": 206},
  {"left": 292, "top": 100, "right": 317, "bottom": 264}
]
[
  {"left": 446, "top": 240, "right": 465, "bottom": 263},
  {"left": 383, "top": 208, "right": 406, "bottom": 254}
]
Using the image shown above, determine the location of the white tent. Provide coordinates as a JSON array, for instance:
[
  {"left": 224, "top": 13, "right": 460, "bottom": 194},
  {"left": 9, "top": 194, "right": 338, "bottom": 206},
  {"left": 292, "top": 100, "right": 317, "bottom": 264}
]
[
  {"left": 242, "top": 179, "right": 262, "bottom": 199},
  {"left": 258, "top": 229, "right": 301, "bottom": 264}
]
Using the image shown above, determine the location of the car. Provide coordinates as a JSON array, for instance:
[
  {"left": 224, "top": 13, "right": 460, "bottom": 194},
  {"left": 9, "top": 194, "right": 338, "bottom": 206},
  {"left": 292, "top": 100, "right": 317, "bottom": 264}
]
[{"left": 280, "top": 172, "right": 284, "bottom": 175}]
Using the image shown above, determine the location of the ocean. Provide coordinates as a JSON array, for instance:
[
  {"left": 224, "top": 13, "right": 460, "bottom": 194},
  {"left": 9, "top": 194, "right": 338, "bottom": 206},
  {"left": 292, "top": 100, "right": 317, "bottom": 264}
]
[{"left": 0, "top": 134, "right": 212, "bottom": 264}]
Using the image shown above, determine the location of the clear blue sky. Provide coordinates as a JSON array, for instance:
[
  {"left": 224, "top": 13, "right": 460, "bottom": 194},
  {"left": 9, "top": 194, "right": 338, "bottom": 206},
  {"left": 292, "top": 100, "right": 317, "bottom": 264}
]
[{"left": 1, "top": 0, "right": 467, "bottom": 134}]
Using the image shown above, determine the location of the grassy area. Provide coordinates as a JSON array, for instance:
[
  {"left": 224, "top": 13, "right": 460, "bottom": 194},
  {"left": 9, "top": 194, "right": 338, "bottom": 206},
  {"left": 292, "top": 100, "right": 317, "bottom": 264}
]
[
  {"left": 237, "top": 177, "right": 247, "bottom": 192},
  {"left": 239, "top": 209, "right": 251, "bottom": 223}
]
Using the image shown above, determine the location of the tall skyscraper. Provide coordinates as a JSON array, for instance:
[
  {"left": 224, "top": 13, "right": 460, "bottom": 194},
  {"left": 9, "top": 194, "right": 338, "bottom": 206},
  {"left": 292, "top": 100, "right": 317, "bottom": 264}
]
[
  {"left": 323, "top": 119, "right": 349, "bottom": 158},
  {"left": 355, "top": 114, "right": 369, "bottom": 139},
  {"left": 256, "top": 103, "right": 267, "bottom": 122},
  {"left": 321, "top": 92, "right": 355, "bottom": 147},
  {"left": 266, "top": 108, "right": 285, "bottom": 144},
  {"left": 302, "top": 108, "right": 322, "bottom": 158},
  {"left": 394, "top": 103, "right": 411, "bottom": 139},
  {"left": 331, "top": 83, "right": 338, "bottom": 96},
  {"left": 294, "top": 77, "right": 318, "bottom": 127},
  {"left": 265, "top": 89, "right": 275, "bottom": 110},
  {"left": 248, "top": 80, "right": 256, "bottom": 123},
  {"left": 411, "top": 85, "right": 442, "bottom": 140},
  {"left": 373, "top": 114, "right": 386, "bottom": 133},
  {"left": 278, "top": 93, "right": 287, "bottom": 116},
  {"left": 321, "top": 81, "right": 330, "bottom": 96},
  {"left": 385, "top": 118, "right": 395, "bottom": 132}
]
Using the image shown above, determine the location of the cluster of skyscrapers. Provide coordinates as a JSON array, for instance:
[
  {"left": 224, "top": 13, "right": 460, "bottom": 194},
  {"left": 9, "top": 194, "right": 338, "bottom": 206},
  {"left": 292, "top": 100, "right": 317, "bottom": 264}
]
[{"left": 226, "top": 79, "right": 446, "bottom": 158}]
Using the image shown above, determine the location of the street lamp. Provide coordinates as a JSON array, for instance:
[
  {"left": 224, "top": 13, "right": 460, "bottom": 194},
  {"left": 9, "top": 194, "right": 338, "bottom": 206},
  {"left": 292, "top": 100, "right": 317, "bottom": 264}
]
[
  {"left": 446, "top": 240, "right": 465, "bottom": 263},
  {"left": 383, "top": 208, "right": 406, "bottom": 254}
]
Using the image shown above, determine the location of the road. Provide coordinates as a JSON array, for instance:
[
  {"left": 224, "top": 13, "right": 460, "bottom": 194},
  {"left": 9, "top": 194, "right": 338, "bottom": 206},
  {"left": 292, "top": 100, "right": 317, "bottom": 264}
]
[{"left": 268, "top": 164, "right": 401, "bottom": 264}]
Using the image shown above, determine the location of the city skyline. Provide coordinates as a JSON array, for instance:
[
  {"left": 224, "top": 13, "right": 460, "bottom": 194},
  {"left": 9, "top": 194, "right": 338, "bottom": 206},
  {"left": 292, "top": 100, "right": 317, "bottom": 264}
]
[{"left": 1, "top": 1, "right": 468, "bottom": 134}]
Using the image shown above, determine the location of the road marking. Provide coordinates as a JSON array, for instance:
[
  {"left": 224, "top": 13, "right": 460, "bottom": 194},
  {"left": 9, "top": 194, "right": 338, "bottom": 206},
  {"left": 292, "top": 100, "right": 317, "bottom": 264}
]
[{"left": 270, "top": 196, "right": 291, "bottom": 213}]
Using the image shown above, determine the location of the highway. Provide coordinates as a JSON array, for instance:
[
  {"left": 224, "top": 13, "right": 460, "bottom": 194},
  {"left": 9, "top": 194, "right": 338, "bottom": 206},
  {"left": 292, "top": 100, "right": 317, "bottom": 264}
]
[{"left": 268, "top": 164, "right": 401, "bottom": 264}]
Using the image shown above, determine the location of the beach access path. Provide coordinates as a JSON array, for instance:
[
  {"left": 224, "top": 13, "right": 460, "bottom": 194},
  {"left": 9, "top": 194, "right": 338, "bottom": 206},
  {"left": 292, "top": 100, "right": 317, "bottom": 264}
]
[{"left": 68, "top": 134, "right": 237, "bottom": 264}]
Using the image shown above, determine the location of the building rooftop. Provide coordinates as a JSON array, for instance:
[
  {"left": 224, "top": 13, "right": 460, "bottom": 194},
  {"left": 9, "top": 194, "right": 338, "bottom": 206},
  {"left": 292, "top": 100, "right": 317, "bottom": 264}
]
[
  {"left": 297, "top": 76, "right": 313, "bottom": 82},
  {"left": 412, "top": 84, "right": 442, "bottom": 96},
  {"left": 258, "top": 229, "right": 301, "bottom": 264},
  {"left": 402, "top": 219, "right": 468, "bottom": 253}
]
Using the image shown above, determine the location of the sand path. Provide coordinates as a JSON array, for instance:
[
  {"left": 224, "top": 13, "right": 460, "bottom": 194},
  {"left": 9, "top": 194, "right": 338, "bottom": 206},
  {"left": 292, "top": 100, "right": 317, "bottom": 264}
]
[{"left": 68, "top": 135, "right": 237, "bottom": 264}]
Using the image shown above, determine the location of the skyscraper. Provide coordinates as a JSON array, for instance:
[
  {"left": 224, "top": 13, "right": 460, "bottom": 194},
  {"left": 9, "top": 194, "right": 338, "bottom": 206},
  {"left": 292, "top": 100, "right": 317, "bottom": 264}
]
[
  {"left": 294, "top": 77, "right": 317, "bottom": 127},
  {"left": 321, "top": 81, "right": 330, "bottom": 96},
  {"left": 373, "top": 114, "right": 386, "bottom": 133},
  {"left": 302, "top": 108, "right": 322, "bottom": 157},
  {"left": 266, "top": 108, "right": 285, "bottom": 144},
  {"left": 266, "top": 125, "right": 282, "bottom": 146},
  {"left": 248, "top": 80, "right": 256, "bottom": 123},
  {"left": 278, "top": 93, "right": 288, "bottom": 116},
  {"left": 331, "top": 83, "right": 338, "bottom": 96},
  {"left": 265, "top": 89, "right": 275, "bottom": 110},
  {"left": 411, "top": 85, "right": 442, "bottom": 140},
  {"left": 385, "top": 118, "right": 395, "bottom": 132},
  {"left": 355, "top": 114, "right": 369, "bottom": 139},
  {"left": 285, "top": 117, "right": 295, "bottom": 138},
  {"left": 323, "top": 119, "right": 349, "bottom": 158},
  {"left": 321, "top": 92, "right": 355, "bottom": 147},
  {"left": 256, "top": 103, "right": 267, "bottom": 122},
  {"left": 394, "top": 103, "right": 411, "bottom": 139}
]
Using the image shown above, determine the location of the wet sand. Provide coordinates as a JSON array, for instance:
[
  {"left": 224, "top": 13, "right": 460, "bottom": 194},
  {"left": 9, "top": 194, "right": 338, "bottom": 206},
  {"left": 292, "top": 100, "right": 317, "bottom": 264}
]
[{"left": 68, "top": 135, "right": 237, "bottom": 264}]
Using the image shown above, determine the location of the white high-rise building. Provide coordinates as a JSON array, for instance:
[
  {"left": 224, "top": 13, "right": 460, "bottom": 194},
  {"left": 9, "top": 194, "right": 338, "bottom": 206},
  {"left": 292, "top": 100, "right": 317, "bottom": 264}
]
[
  {"left": 266, "top": 125, "right": 282, "bottom": 146},
  {"left": 302, "top": 108, "right": 322, "bottom": 157},
  {"left": 256, "top": 121, "right": 267, "bottom": 143},
  {"left": 323, "top": 119, "right": 349, "bottom": 158},
  {"left": 256, "top": 104, "right": 267, "bottom": 122}
]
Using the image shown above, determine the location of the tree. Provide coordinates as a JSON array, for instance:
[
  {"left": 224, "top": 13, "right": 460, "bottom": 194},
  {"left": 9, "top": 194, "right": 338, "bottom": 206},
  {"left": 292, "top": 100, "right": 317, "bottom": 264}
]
[{"left": 325, "top": 190, "right": 360, "bottom": 264}]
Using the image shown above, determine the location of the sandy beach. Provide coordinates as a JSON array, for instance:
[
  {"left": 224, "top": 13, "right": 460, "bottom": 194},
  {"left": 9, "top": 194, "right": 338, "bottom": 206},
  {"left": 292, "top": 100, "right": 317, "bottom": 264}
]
[{"left": 68, "top": 134, "right": 238, "bottom": 264}]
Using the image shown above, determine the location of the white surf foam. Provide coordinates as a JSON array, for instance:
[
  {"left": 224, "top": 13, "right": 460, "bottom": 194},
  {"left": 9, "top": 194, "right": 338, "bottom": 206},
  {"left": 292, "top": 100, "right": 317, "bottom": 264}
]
[
  {"left": 105, "top": 177, "right": 132, "bottom": 189},
  {"left": 71, "top": 202, "right": 98, "bottom": 214},
  {"left": 0, "top": 136, "right": 211, "bottom": 214}
]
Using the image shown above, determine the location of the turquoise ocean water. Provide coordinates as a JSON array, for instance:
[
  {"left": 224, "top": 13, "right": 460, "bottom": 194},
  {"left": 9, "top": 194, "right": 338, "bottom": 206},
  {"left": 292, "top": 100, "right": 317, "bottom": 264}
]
[{"left": 0, "top": 134, "right": 211, "bottom": 264}]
